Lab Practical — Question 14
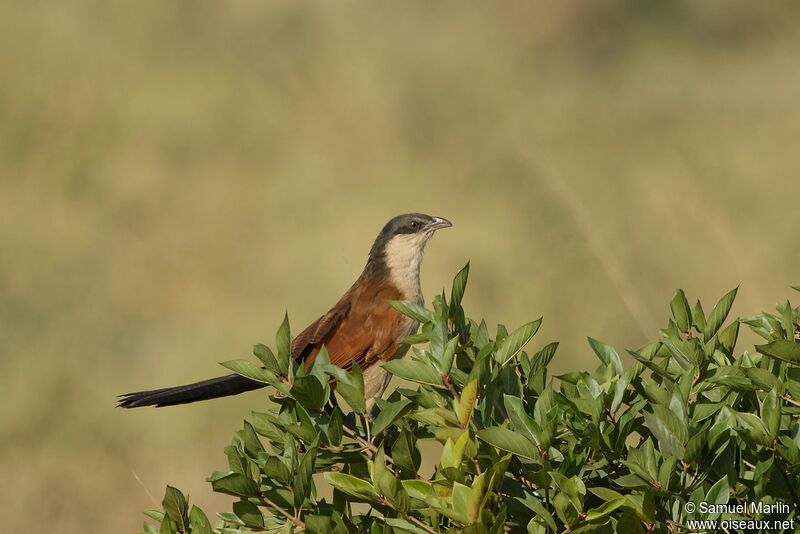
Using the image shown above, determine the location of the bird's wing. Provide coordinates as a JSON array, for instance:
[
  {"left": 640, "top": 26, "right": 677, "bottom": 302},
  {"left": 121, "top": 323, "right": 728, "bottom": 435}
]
[
  {"left": 295, "top": 281, "right": 409, "bottom": 372},
  {"left": 291, "top": 301, "right": 350, "bottom": 361}
]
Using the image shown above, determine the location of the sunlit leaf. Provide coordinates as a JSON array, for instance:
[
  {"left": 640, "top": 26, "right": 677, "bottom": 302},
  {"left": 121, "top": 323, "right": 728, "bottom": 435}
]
[
  {"left": 671, "top": 289, "right": 692, "bottom": 332},
  {"left": 372, "top": 399, "right": 413, "bottom": 435},
  {"left": 189, "top": 506, "right": 211, "bottom": 534},
  {"left": 477, "top": 426, "right": 540, "bottom": 460},
  {"left": 494, "top": 318, "right": 543, "bottom": 366},
  {"left": 209, "top": 473, "right": 259, "bottom": 498},
  {"left": 756, "top": 340, "right": 800, "bottom": 364},
  {"left": 704, "top": 287, "right": 738, "bottom": 338},
  {"left": 383, "top": 359, "right": 443, "bottom": 386},
  {"left": 387, "top": 300, "right": 433, "bottom": 323},
  {"left": 588, "top": 337, "right": 623, "bottom": 375},
  {"left": 458, "top": 379, "right": 479, "bottom": 427},
  {"left": 276, "top": 312, "right": 292, "bottom": 374},
  {"left": 220, "top": 359, "right": 276, "bottom": 384}
]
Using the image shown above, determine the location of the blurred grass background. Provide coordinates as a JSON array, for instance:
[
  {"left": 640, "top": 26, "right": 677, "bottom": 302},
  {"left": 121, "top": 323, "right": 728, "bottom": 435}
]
[{"left": 1, "top": 1, "right": 799, "bottom": 532}]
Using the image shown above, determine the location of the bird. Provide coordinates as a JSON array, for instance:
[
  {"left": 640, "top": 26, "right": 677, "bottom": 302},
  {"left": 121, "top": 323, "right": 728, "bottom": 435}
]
[{"left": 117, "top": 213, "right": 451, "bottom": 409}]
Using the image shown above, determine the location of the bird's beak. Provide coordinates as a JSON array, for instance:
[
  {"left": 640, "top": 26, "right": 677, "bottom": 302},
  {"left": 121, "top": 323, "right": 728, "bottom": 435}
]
[{"left": 426, "top": 216, "right": 452, "bottom": 230}]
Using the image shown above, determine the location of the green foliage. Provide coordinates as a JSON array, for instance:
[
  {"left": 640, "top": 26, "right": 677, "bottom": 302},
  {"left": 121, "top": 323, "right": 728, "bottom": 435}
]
[{"left": 142, "top": 269, "right": 800, "bottom": 533}]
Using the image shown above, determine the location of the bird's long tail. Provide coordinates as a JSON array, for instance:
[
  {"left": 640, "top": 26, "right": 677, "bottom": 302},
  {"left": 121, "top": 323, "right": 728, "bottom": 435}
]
[{"left": 117, "top": 374, "right": 265, "bottom": 408}]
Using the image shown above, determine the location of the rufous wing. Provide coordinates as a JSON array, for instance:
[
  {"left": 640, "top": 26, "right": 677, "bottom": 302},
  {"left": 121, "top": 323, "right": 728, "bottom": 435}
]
[{"left": 291, "top": 279, "right": 410, "bottom": 372}]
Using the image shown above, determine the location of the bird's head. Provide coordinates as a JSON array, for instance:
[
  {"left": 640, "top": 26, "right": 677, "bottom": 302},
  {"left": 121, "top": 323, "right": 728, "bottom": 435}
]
[{"left": 365, "top": 213, "right": 451, "bottom": 290}]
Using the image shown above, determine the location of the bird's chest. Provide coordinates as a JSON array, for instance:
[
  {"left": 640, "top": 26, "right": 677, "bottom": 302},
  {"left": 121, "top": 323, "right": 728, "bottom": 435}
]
[{"left": 383, "top": 237, "right": 425, "bottom": 299}]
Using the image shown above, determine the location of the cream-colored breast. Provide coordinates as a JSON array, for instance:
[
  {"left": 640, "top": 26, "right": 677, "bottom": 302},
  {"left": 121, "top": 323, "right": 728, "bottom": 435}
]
[
  {"left": 383, "top": 233, "right": 429, "bottom": 299},
  {"left": 366, "top": 231, "right": 431, "bottom": 407}
]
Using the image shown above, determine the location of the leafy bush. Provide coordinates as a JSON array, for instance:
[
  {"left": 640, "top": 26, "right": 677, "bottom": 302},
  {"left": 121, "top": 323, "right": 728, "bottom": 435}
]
[{"left": 141, "top": 266, "right": 800, "bottom": 533}]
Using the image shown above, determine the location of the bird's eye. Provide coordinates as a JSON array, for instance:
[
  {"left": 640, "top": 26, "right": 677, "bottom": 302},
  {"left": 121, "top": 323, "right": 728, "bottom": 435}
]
[{"left": 410, "top": 221, "right": 418, "bottom": 228}]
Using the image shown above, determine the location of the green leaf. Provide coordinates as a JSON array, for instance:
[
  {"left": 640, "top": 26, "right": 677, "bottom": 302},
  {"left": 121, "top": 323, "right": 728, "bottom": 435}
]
[
  {"left": 250, "top": 411, "right": 285, "bottom": 442},
  {"left": 372, "top": 399, "right": 413, "bottom": 435},
  {"left": 327, "top": 406, "right": 343, "bottom": 447},
  {"left": 449, "top": 481, "right": 471, "bottom": 524},
  {"left": 617, "top": 509, "right": 646, "bottom": 533},
  {"left": 385, "top": 518, "right": 432, "bottom": 534},
  {"left": 718, "top": 321, "right": 740, "bottom": 352},
  {"left": 756, "top": 340, "right": 800, "bottom": 364},
  {"left": 440, "top": 432, "right": 469, "bottom": 469},
  {"left": 552, "top": 491, "right": 578, "bottom": 527},
  {"left": 494, "top": 318, "right": 543, "bottom": 366},
  {"left": 410, "top": 407, "right": 451, "bottom": 427},
  {"left": 220, "top": 359, "right": 276, "bottom": 384},
  {"left": 518, "top": 495, "right": 557, "bottom": 532},
  {"left": 671, "top": 289, "right": 692, "bottom": 332},
  {"left": 692, "top": 403, "right": 724, "bottom": 423},
  {"left": 392, "top": 430, "right": 421, "bottom": 473},
  {"left": 627, "top": 350, "right": 673, "bottom": 383},
  {"left": 704, "top": 476, "right": 730, "bottom": 520},
  {"left": 276, "top": 312, "right": 292, "bottom": 374},
  {"left": 643, "top": 406, "right": 687, "bottom": 459},
  {"left": 642, "top": 491, "right": 655, "bottom": 523},
  {"left": 216, "top": 511, "right": 245, "bottom": 526},
  {"left": 477, "top": 426, "right": 540, "bottom": 460},
  {"left": 613, "top": 473, "right": 650, "bottom": 489},
  {"left": 335, "top": 361, "right": 366, "bottom": 414},
  {"left": 458, "top": 379, "right": 479, "bottom": 427},
  {"left": 692, "top": 300, "right": 707, "bottom": 332},
  {"left": 704, "top": 287, "right": 738, "bottom": 338},
  {"left": 288, "top": 403, "right": 318, "bottom": 443},
  {"left": 159, "top": 515, "right": 177, "bottom": 534},
  {"left": 382, "top": 359, "right": 443, "bottom": 386},
  {"left": 428, "top": 316, "right": 448, "bottom": 361},
  {"left": 762, "top": 387, "right": 780, "bottom": 439},
  {"left": 401, "top": 479, "right": 435, "bottom": 500},
  {"left": 705, "top": 365, "right": 752, "bottom": 390},
  {"left": 473, "top": 319, "right": 490, "bottom": 347},
  {"left": 454, "top": 430, "right": 470, "bottom": 467},
  {"left": 503, "top": 394, "right": 540, "bottom": 446},
  {"left": 374, "top": 449, "right": 409, "bottom": 512},
  {"left": 441, "top": 335, "right": 459, "bottom": 375},
  {"left": 224, "top": 445, "right": 248, "bottom": 476},
  {"left": 467, "top": 472, "right": 488, "bottom": 523},
  {"left": 233, "top": 500, "right": 264, "bottom": 528},
  {"left": 210, "top": 472, "right": 259, "bottom": 497},
  {"left": 305, "top": 514, "right": 336, "bottom": 533},
  {"left": 386, "top": 300, "right": 433, "bottom": 323},
  {"left": 324, "top": 472, "right": 379, "bottom": 501},
  {"left": 587, "top": 337, "right": 623, "bottom": 375},
  {"left": 294, "top": 444, "right": 317, "bottom": 508},
  {"left": 242, "top": 420, "right": 265, "bottom": 456},
  {"left": 290, "top": 375, "right": 326, "bottom": 411},
  {"left": 450, "top": 262, "right": 470, "bottom": 310},
  {"left": 144, "top": 510, "right": 165, "bottom": 522},
  {"left": 658, "top": 456, "right": 677, "bottom": 490},
  {"left": 585, "top": 498, "right": 626, "bottom": 521},
  {"left": 161, "top": 486, "right": 188, "bottom": 531},
  {"left": 736, "top": 412, "right": 771, "bottom": 446},
  {"left": 587, "top": 487, "right": 625, "bottom": 502},
  {"left": 253, "top": 343, "right": 281, "bottom": 375},
  {"left": 780, "top": 300, "right": 795, "bottom": 341},
  {"left": 263, "top": 456, "right": 291, "bottom": 485}
]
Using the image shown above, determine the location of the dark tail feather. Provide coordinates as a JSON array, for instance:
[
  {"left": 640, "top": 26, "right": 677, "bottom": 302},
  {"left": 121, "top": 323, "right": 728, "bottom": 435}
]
[{"left": 117, "top": 374, "right": 265, "bottom": 408}]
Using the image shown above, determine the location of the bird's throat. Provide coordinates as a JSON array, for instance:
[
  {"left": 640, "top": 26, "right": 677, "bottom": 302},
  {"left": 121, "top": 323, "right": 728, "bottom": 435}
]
[{"left": 382, "top": 233, "right": 428, "bottom": 300}]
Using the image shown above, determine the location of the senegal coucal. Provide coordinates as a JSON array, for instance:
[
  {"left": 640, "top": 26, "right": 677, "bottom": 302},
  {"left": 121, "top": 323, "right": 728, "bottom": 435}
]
[{"left": 117, "top": 213, "right": 451, "bottom": 409}]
